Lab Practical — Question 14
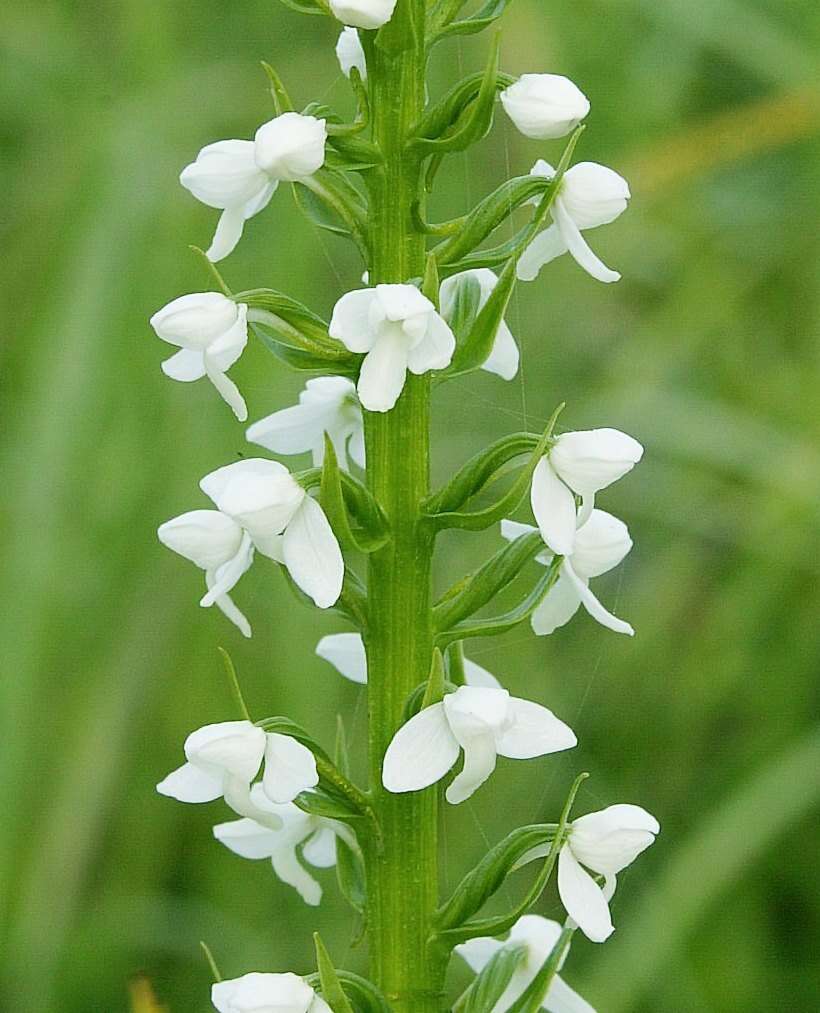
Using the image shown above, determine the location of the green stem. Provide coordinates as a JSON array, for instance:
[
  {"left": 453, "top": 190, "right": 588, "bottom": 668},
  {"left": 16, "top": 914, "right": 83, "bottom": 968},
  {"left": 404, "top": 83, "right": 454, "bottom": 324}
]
[{"left": 362, "top": 5, "right": 446, "bottom": 1010}]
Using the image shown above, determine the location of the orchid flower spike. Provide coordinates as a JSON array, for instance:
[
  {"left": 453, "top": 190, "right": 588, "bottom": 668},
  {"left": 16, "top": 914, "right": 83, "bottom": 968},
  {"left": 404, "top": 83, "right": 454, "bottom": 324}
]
[
  {"left": 201, "top": 458, "right": 344, "bottom": 610},
  {"left": 156, "top": 721, "right": 318, "bottom": 827},
  {"left": 518, "top": 160, "right": 630, "bottom": 284},
  {"left": 212, "top": 972, "right": 331, "bottom": 1013},
  {"left": 532, "top": 427, "right": 644, "bottom": 555},
  {"left": 246, "top": 376, "right": 364, "bottom": 470},
  {"left": 214, "top": 785, "right": 352, "bottom": 906},
  {"left": 456, "top": 915, "right": 594, "bottom": 1013},
  {"left": 329, "top": 284, "right": 455, "bottom": 412},
  {"left": 439, "top": 269, "right": 520, "bottom": 381},
  {"left": 502, "top": 509, "right": 635, "bottom": 636},
  {"left": 382, "top": 686, "right": 576, "bottom": 804},
  {"left": 336, "top": 27, "right": 367, "bottom": 81},
  {"left": 316, "top": 632, "right": 502, "bottom": 688},
  {"left": 180, "top": 112, "right": 327, "bottom": 262},
  {"left": 518, "top": 805, "right": 659, "bottom": 942},
  {"left": 500, "top": 74, "right": 590, "bottom": 140},
  {"left": 329, "top": 0, "right": 397, "bottom": 30},
  {"left": 150, "top": 293, "right": 249, "bottom": 421}
]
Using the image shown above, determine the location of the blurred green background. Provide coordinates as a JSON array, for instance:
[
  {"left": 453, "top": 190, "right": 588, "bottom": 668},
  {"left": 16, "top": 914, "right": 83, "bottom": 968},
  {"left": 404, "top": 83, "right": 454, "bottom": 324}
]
[{"left": 2, "top": 1, "right": 819, "bottom": 1010}]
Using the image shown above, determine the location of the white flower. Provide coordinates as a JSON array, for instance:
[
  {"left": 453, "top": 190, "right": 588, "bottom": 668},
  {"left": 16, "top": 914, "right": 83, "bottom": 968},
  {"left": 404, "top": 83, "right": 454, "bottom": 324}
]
[
  {"left": 456, "top": 915, "right": 594, "bottom": 1013},
  {"left": 501, "top": 509, "right": 635, "bottom": 636},
  {"left": 336, "top": 28, "right": 367, "bottom": 81},
  {"left": 180, "top": 113, "right": 327, "bottom": 262},
  {"left": 212, "top": 972, "right": 331, "bottom": 1013},
  {"left": 439, "top": 269, "right": 520, "bottom": 381},
  {"left": 214, "top": 784, "right": 351, "bottom": 906},
  {"left": 500, "top": 74, "right": 590, "bottom": 140},
  {"left": 519, "top": 805, "right": 659, "bottom": 943},
  {"left": 156, "top": 721, "right": 318, "bottom": 827},
  {"left": 150, "top": 292, "right": 249, "bottom": 421},
  {"left": 518, "top": 160, "right": 630, "bottom": 284},
  {"left": 329, "top": 284, "right": 456, "bottom": 412},
  {"left": 382, "top": 686, "right": 576, "bottom": 804},
  {"left": 329, "top": 0, "right": 397, "bottom": 30},
  {"left": 316, "top": 632, "right": 501, "bottom": 689},
  {"left": 201, "top": 458, "right": 344, "bottom": 610},
  {"left": 531, "top": 428, "right": 644, "bottom": 555},
  {"left": 246, "top": 376, "right": 364, "bottom": 470}
]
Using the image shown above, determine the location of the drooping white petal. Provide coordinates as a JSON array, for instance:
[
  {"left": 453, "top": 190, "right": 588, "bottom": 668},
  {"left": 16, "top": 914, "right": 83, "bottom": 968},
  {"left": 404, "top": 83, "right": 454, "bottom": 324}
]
[
  {"left": 375, "top": 283, "right": 433, "bottom": 321},
  {"left": 356, "top": 333, "right": 409, "bottom": 412},
  {"left": 281, "top": 496, "right": 344, "bottom": 608},
  {"left": 551, "top": 198, "right": 620, "bottom": 284},
  {"left": 200, "top": 531, "right": 254, "bottom": 607},
  {"left": 500, "top": 518, "right": 539, "bottom": 542},
  {"left": 516, "top": 225, "right": 568, "bottom": 282},
  {"left": 316, "top": 632, "right": 368, "bottom": 684},
  {"left": 161, "top": 348, "right": 206, "bottom": 381},
  {"left": 443, "top": 687, "right": 509, "bottom": 804},
  {"left": 302, "top": 826, "right": 338, "bottom": 868},
  {"left": 205, "top": 304, "right": 249, "bottom": 372},
  {"left": 462, "top": 658, "right": 502, "bottom": 689},
  {"left": 482, "top": 319, "right": 520, "bottom": 380},
  {"left": 329, "top": 289, "right": 379, "bottom": 353},
  {"left": 405, "top": 311, "right": 456, "bottom": 374},
  {"left": 157, "top": 510, "right": 244, "bottom": 571},
  {"left": 203, "top": 356, "right": 248, "bottom": 421},
  {"left": 446, "top": 724, "right": 498, "bottom": 804},
  {"left": 246, "top": 402, "right": 331, "bottom": 457},
  {"left": 455, "top": 936, "right": 504, "bottom": 974},
  {"left": 207, "top": 205, "right": 247, "bottom": 262},
  {"left": 156, "top": 761, "right": 223, "bottom": 803},
  {"left": 569, "top": 510, "right": 632, "bottom": 580},
  {"left": 336, "top": 27, "right": 367, "bottom": 80},
  {"left": 561, "top": 560, "right": 634, "bottom": 636},
  {"left": 530, "top": 572, "right": 582, "bottom": 636},
  {"left": 382, "top": 703, "right": 460, "bottom": 793},
  {"left": 495, "top": 699, "right": 577, "bottom": 759},
  {"left": 557, "top": 844, "right": 614, "bottom": 943},
  {"left": 262, "top": 732, "right": 319, "bottom": 805},
  {"left": 207, "top": 574, "right": 252, "bottom": 639},
  {"left": 530, "top": 457, "right": 577, "bottom": 556},
  {"left": 271, "top": 844, "right": 323, "bottom": 906},
  {"left": 545, "top": 975, "right": 597, "bottom": 1013},
  {"left": 213, "top": 816, "right": 279, "bottom": 860}
]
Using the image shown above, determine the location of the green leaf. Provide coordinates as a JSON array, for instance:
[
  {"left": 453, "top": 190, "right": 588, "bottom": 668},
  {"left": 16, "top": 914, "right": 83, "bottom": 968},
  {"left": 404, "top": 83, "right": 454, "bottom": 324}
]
[
  {"left": 335, "top": 715, "right": 350, "bottom": 775},
  {"left": 277, "top": 0, "right": 330, "bottom": 15},
  {"left": 292, "top": 171, "right": 369, "bottom": 254},
  {"left": 505, "top": 925, "right": 574, "bottom": 1013},
  {"left": 422, "top": 251, "right": 441, "bottom": 306},
  {"left": 294, "top": 787, "right": 364, "bottom": 821},
  {"left": 421, "top": 648, "right": 446, "bottom": 708},
  {"left": 453, "top": 942, "right": 528, "bottom": 1013},
  {"left": 314, "top": 934, "right": 356, "bottom": 1013},
  {"left": 240, "top": 288, "right": 355, "bottom": 363},
  {"left": 260, "top": 61, "right": 294, "bottom": 114},
  {"left": 336, "top": 831, "right": 367, "bottom": 915},
  {"left": 320, "top": 436, "right": 391, "bottom": 554},
  {"left": 304, "top": 972, "right": 391, "bottom": 1013},
  {"left": 444, "top": 258, "right": 516, "bottom": 378},
  {"left": 256, "top": 715, "right": 329, "bottom": 761},
  {"left": 438, "top": 0, "right": 514, "bottom": 39}
]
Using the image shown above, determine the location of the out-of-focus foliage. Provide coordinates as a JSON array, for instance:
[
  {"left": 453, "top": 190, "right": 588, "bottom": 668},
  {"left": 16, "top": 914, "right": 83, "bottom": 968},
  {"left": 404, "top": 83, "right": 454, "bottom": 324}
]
[{"left": 1, "top": 1, "right": 818, "bottom": 1010}]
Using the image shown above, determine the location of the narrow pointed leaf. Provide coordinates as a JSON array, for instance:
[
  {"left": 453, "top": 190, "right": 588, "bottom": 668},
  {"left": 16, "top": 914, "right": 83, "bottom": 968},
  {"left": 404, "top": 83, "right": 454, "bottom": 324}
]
[
  {"left": 305, "top": 972, "right": 391, "bottom": 1013},
  {"left": 445, "top": 258, "right": 516, "bottom": 377},
  {"left": 314, "top": 934, "right": 356, "bottom": 1013},
  {"left": 260, "top": 61, "right": 295, "bottom": 114},
  {"left": 437, "top": 0, "right": 514, "bottom": 39},
  {"left": 453, "top": 942, "right": 528, "bottom": 1013},
  {"left": 336, "top": 832, "right": 367, "bottom": 914},
  {"left": 505, "top": 925, "right": 575, "bottom": 1013}
]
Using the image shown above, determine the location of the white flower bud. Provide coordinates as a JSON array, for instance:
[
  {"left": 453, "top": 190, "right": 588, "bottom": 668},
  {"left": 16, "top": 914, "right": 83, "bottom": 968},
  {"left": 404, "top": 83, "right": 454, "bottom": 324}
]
[
  {"left": 559, "top": 161, "right": 631, "bottom": 230},
  {"left": 550, "top": 427, "right": 644, "bottom": 495},
  {"left": 253, "top": 112, "right": 327, "bottom": 182},
  {"left": 336, "top": 27, "right": 367, "bottom": 81},
  {"left": 569, "top": 803, "right": 660, "bottom": 875},
  {"left": 500, "top": 73, "right": 590, "bottom": 140},
  {"left": 329, "top": 0, "right": 397, "bottom": 30},
  {"left": 212, "top": 972, "right": 331, "bottom": 1013}
]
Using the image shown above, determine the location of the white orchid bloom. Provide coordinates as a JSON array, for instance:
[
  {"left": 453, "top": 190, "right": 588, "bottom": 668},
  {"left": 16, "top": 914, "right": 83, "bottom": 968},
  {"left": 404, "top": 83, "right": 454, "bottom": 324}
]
[
  {"left": 212, "top": 972, "right": 331, "bottom": 1013},
  {"left": 518, "top": 160, "right": 630, "bottom": 284},
  {"left": 329, "top": 0, "right": 397, "bottom": 30},
  {"left": 382, "top": 686, "right": 576, "bottom": 804},
  {"left": 500, "top": 74, "right": 590, "bottom": 140},
  {"left": 501, "top": 509, "right": 635, "bottom": 636},
  {"left": 530, "top": 427, "right": 643, "bottom": 555},
  {"left": 336, "top": 27, "right": 367, "bottom": 81},
  {"left": 201, "top": 458, "right": 344, "bottom": 609},
  {"left": 156, "top": 721, "right": 318, "bottom": 828},
  {"left": 439, "top": 269, "right": 520, "bottom": 381},
  {"left": 180, "top": 112, "right": 327, "bottom": 262},
  {"left": 329, "top": 284, "right": 456, "bottom": 412},
  {"left": 518, "top": 805, "right": 659, "bottom": 943},
  {"left": 316, "top": 632, "right": 502, "bottom": 689},
  {"left": 456, "top": 915, "right": 593, "bottom": 1013},
  {"left": 246, "top": 376, "right": 364, "bottom": 470},
  {"left": 150, "top": 292, "right": 249, "bottom": 420},
  {"left": 214, "top": 784, "right": 351, "bottom": 906}
]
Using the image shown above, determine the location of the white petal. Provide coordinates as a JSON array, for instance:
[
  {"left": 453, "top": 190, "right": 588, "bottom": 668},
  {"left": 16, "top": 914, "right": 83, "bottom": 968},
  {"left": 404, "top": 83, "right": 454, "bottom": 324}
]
[
  {"left": 382, "top": 704, "right": 459, "bottom": 793},
  {"left": 570, "top": 510, "right": 632, "bottom": 580},
  {"left": 500, "top": 518, "right": 539, "bottom": 543},
  {"left": 462, "top": 658, "right": 502, "bottom": 689},
  {"left": 209, "top": 580, "right": 252, "bottom": 638},
  {"left": 203, "top": 355, "right": 248, "bottom": 421},
  {"left": 375, "top": 283, "right": 433, "bottom": 321},
  {"left": 316, "top": 632, "right": 368, "bottom": 684},
  {"left": 328, "top": 289, "right": 378, "bottom": 353},
  {"left": 213, "top": 817, "right": 279, "bottom": 859},
  {"left": 482, "top": 321, "right": 520, "bottom": 381},
  {"left": 531, "top": 457, "right": 577, "bottom": 556},
  {"left": 495, "top": 699, "right": 577, "bottom": 759},
  {"left": 282, "top": 496, "right": 344, "bottom": 608},
  {"left": 545, "top": 975, "right": 596, "bottom": 1013},
  {"left": 271, "top": 844, "right": 323, "bottom": 905},
  {"left": 530, "top": 572, "right": 582, "bottom": 636},
  {"left": 405, "top": 312, "right": 456, "bottom": 374},
  {"left": 204, "top": 303, "right": 249, "bottom": 373},
  {"left": 302, "top": 826, "right": 338, "bottom": 868},
  {"left": 550, "top": 428, "right": 644, "bottom": 496},
  {"left": 516, "top": 225, "right": 568, "bottom": 282},
  {"left": 454, "top": 935, "right": 504, "bottom": 974},
  {"left": 336, "top": 27, "right": 367, "bottom": 80},
  {"left": 357, "top": 334, "right": 409, "bottom": 412},
  {"left": 561, "top": 561, "right": 634, "bottom": 636},
  {"left": 329, "top": 0, "right": 397, "bottom": 30},
  {"left": 246, "top": 403, "right": 331, "bottom": 457},
  {"left": 552, "top": 198, "right": 620, "bottom": 284},
  {"left": 207, "top": 205, "right": 246, "bottom": 263},
  {"left": 570, "top": 804, "right": 659, "bottom": 874},
  {"left": 445, "top": 725, "right": 498, "bottom": 804},
  {"left": 161, "top": 348, "right": 206, "bottom": 381},
  {"left": 310, "top": 997, "right": 334, "bottom": 1013},
  {"left": 186, "top": 720, "right": 266, "bottom": 782},
  {"left": 348, "top": 425, "right": 366, "bottom": 468},
  {"left": 262, "top": 732, "right": 319, "bottom": 804},
  {"left": 157, "top": 510, "right": 244, "bottom": 571},
  {"left": 156, "top": 761, "right": 223, "bottom": 803},
  {"left": 557, "top": 844, "right": 614, "bottom": 943},
  {"left": 200, "top": 531, "right": 254, "bottom": 607}
]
